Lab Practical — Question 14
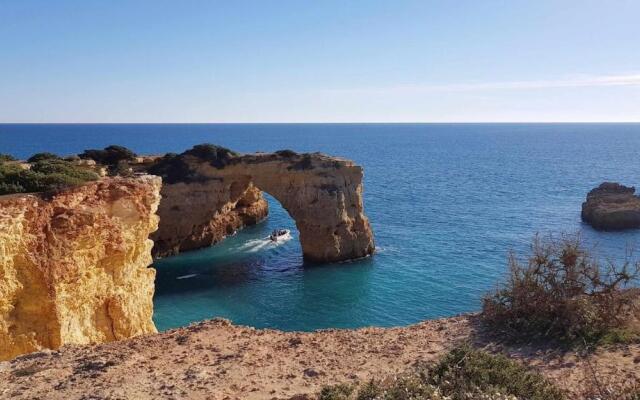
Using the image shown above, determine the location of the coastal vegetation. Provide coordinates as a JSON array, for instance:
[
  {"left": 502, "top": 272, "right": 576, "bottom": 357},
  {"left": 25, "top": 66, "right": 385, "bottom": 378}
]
[
  {"left": 27, "top": 152, "right": 62, "bottom": 163},
  {"left": 275, "top": 149, "right": 299, "bottom": 157},
  {"left": 147, "top": 143, "right": 240, "bottom": 183},
  {"left": 318, "top": 236, "right": 640, "bottom": 400},
  {"left": 0, "top": 145, "right": 145, "bottom": 195},
  {"left": 482, "top": 235, "right": 640, "bottom": 346},
  {"left": 0, "top": 153, "right": 17, "bottom": 162},
  {"left": 318, "top": 345, "right": 564, "bottom": 400},
  {"left": 79, "top": 145, "right": 138, "bottom": 176},
  {"left": 0, "top": 156, "right": 98, "bottom": 195},
  {"left": 79, "top": 145, "right": 137, "bottom": 166},
  {"left": 182, "top": 143, "right": 239, "bottom": 166}
]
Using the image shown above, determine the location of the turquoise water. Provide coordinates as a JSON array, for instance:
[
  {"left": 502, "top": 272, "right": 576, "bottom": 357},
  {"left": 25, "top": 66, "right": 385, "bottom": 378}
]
[{"left": 2, "top": 123, "right": 640, "bottom": 331}]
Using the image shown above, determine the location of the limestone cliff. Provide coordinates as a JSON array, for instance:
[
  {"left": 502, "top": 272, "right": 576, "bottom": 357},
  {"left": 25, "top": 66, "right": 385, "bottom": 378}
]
[
  {"left": 152, "top": 182, "right": 268, "bottom": 257},
  {"left": 149, "top": 147, "right": 375, "bottom": 263},
  {"left": 582, "top": 182, "right": 640, "bottom": 230},
  {"left": 0, "top": 176, "right": 161, "bottom": 361}
]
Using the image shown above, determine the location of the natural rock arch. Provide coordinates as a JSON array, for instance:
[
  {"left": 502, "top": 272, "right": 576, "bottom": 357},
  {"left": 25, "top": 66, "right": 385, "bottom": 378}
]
[
  {"left": 0, "top": 147, "right": 375, "bottom": 360},
  {"left": 149, "top": 149, "right": 375, "bottom": 263}
]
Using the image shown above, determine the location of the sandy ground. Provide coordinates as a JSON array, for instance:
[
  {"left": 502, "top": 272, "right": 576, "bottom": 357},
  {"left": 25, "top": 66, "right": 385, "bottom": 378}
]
[{"left": 0, "top": 315, "right": 638, "bottom": 400}]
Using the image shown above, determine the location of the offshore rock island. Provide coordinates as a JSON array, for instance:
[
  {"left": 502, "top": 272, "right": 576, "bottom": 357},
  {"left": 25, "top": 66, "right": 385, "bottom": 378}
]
[
  {"left": 582, "top": 182, "right": 640, "bottom": 231},
  {"left": 0, "top": 145, "right": 375, "bottom": 360}
]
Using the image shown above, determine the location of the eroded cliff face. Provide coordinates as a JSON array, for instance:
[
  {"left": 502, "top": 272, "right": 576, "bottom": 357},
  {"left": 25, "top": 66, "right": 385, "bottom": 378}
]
[
  {"left": 152, "top": 182, "right": 268, "bottom": 257},
  {"left": 150, "top": 151, "right": 375, "bottom": 263},
  {"left": 0, "top": 176, "right": 161, "bottom": 361}
]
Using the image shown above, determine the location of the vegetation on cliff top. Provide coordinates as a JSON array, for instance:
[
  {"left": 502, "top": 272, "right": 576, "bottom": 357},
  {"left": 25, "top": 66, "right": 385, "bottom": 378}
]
[
  {"left": 318, "top": 345, "right": 565, "bottom": 400},
  {"left": 0, "top": 157, "right": 99, "bottom": 195},
  {"left": 147, "top": 144, "right": 239, "bottom": 183},
  {"left": 183, "top": 143, "right": 239, "bottom": 166},
  {"left": 482, "top": 235, "right": 640, "bottom": 346},
  {"left": 319, "top": 236, "right": 640, "bottom": 400},
  {"left": 78, "top": 145, "right": 138, "bottom": 176},
  {"left": 27, "top": 152, "right": 63, "bottom": 163},
  {"left": 0, "top": 153, "right": 17, "bottom": 162},
  {"left": 79, "top": 145, "right": 137, "bottom": 166}
]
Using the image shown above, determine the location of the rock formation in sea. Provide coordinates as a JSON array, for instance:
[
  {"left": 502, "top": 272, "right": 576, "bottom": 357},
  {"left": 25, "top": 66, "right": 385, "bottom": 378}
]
[
  {"left": 0, "top": 145, "right": 374, "bottom": 360},
  {"left": 581, "top": 182, "right": 640, "bottom": 230},
  {"left": 147, "top": 146, "right": 375, "bottom": 263},
  {"left": 0, "top": 176, "right": 161, "bottom": 361}
]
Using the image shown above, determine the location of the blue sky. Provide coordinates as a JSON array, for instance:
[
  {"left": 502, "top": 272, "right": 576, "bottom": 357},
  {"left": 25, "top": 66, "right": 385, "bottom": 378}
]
[{"left": 1, "top": 0, "right": 639, "bottom": 122}]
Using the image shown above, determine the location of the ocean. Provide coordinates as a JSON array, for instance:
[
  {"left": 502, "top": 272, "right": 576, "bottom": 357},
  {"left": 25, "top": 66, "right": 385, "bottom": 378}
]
[{"left": 2, "top": 123, "right": 640, "bottom": 331}]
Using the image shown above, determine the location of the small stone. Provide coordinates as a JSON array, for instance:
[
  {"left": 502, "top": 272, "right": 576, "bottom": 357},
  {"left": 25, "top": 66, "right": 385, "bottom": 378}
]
[{"left": 303, "top": 368, "right": 322, "bottom": 378}]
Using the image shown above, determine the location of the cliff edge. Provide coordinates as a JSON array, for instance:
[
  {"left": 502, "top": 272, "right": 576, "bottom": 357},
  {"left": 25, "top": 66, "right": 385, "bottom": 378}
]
[{"left": 0, "top": 176, "right": 161, "bottom": 361}]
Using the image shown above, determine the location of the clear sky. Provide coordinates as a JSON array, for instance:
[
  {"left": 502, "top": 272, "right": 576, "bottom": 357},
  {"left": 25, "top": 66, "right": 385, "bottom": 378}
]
[{"left": 1, "top": 0, "right": 639, "bottom": 122}]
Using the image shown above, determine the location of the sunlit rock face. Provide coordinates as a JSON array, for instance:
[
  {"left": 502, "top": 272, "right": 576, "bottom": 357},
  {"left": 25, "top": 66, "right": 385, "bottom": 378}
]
[
  {"left": 0, "top": 176, "right": 161, "bottom": 361},
  {"left": 582, "top": 182, "right": 640, "bottom": 230},
  {"left": 149, "top": 147, "right": 375, "bottom": 263},
  {"left": 151, "top": 181, "right": 268, "bottom": 257}
]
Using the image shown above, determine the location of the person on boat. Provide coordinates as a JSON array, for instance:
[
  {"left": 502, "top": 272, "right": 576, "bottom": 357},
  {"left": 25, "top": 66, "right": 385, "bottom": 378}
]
[{"left": 270, "top": 229, "right": 289, "bottom": 241}]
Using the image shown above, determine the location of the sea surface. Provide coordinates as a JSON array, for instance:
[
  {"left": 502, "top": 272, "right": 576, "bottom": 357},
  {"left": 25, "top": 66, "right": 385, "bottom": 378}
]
[{"left": 2, "top": 123, "right": 640, "bottom": 331}]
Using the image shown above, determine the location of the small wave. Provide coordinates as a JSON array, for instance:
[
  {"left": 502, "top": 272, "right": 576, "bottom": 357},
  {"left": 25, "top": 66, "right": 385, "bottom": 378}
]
[
  {"left": 176, "top": 274, "right": 198, "bottom": 280},
  {"left": 375, "top": 245, "right": 399, "bottom": 254}
]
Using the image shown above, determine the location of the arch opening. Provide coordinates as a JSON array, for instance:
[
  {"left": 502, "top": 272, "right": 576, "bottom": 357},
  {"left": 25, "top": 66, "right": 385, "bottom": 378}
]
[{"left": 148, "top": 148, "right": 375, "bottom": 263}]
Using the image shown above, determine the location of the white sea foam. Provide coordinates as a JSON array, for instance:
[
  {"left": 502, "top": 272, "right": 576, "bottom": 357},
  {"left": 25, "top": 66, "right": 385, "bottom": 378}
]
[
  {"left": 176, "top": 274, "right": 198, "bottom": 280},
  {"left": 236, "top": 233, "right": 293, "bottom": 253}
]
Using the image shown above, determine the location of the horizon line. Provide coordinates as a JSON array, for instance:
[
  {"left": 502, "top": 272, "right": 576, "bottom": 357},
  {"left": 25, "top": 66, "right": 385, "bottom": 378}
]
[{"left": 2, "top": 121, "right": 640, "bottom": 125}]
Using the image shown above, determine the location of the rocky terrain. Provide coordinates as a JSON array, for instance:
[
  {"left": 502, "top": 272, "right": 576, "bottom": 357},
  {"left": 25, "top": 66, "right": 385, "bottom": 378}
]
[
  {"left": 1, "top": 315, "right": 638, "bottom": 400},
  {"left": 582, "top": 182, "right": 640, "bottom": 230},
  {"left": 0, "top": 176, "right": 161, "bottom": 361},
  {"left": 147, "top": 146, "right": 375, "bottom": 262},
  {"left": 0, "top": 145, "right": 376, "bottom": 360}
]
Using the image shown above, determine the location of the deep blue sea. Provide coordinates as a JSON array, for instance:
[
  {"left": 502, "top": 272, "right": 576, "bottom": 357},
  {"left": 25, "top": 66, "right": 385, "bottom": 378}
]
[{"left": 2, "top": 123, "right": 640, "bottom": 331}]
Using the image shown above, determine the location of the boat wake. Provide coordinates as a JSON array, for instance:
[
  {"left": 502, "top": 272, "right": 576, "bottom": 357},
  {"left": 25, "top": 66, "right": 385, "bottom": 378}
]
[
  {"left": 237, "top": 232, "right": 293, "bottom": 253},
  {"left": 176, "top": 273, "right": 198, "bottom": 280}
]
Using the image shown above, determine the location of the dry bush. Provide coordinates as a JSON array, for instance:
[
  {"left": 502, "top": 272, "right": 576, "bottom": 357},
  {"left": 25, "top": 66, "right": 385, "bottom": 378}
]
[
  {"left": 482, "top": 235, "right": 640, "bottom": 345},
  {"left": 579, "top": 359, "right": 640, "bottom": 400}
]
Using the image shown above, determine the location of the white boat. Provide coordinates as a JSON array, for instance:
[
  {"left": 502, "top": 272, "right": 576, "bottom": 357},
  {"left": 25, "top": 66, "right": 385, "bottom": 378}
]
[{"left": 269, "top": 229, "right": 290, "bottom": 242}]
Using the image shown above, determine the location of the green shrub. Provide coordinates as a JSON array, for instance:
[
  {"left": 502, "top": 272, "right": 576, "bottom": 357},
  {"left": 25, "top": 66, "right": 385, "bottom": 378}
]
[
  {"left": 319, "top": 384, "right": 354, "bottom": 400},
  {"left": 146, "top": 153, "right": 195, "bottom": 184},
  {"left": 27, "top": 152, "right": 62, "bottom": 163},
  {"left": 112, "top": 160, "right": 133, "bottom": 177},
  {"left": 31, "top": 159, "right": 98, "bottom": 180},
  {"left": 353, "top": 381, "right": 383, "bottom": 400},
  {"left": 317, "top": 346, "right": 564, "bottom": 400},
  {"left": 79, "top": 145, "right": 137, "bottom": 166},
  {"left": 482, "top": 235, "right": 640, "bottom": 345},
  {"left": 0, "top": 153, "right": 17, "bottom": 162},
  {"left": 275, "top": 149, "right": 298, "bottom": 158},
  {"left": 0, "top": 159, "right": 98, "bottom": 195},
  {"left": 428, "top": 345, "right": 564, "bottom": 400},
  {"left": 147, "top": 144, "right": 239, "bottom": 183},
  {"left": 183, "top": 143, "right": 239, "bottom": 168}
]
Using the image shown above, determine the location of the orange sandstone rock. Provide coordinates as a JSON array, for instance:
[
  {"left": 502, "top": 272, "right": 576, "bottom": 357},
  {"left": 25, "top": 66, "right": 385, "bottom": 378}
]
[
  {"left": 0, "top": 176, "right": 161, "bottom": 361},
  {"left": 150, "top": 151, "right": 375, "bottom": 262}
]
